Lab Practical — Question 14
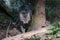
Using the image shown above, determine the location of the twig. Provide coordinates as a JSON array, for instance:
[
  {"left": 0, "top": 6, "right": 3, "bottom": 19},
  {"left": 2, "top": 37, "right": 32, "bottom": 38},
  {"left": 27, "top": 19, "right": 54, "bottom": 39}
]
[{"left": 6, "top": 21, "right": 11, "bottom": 37}]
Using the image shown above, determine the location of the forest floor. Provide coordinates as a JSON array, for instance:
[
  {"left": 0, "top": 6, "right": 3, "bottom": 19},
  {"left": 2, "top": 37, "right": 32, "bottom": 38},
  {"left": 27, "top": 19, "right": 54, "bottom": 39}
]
[
  {"left": 1, "top": 22, "right": 60, "bottom": 40},
  {"left": 1, "top": 25, "right": 50, "bottom": 40}
]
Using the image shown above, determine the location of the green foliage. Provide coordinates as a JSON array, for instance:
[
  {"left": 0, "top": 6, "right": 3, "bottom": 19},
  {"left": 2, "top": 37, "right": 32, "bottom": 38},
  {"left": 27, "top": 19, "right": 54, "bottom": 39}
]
[
  {"left": 0, "top": 0, "right": 23, "bottom": 22},
  {"left": 45, "top": 0, "right": 60, "bottom": 23},
  {"left": 26, "top": 0, "right": 37, "bottom": 9},
  {"left": 45, "top": 0, "right": 55, "bottom": 21},
  {"left": 46, "top": 23, "right": 60, "bottom": 40},
  {"left": 0, "top": 13, "right": 10, "bottom": 23},
  {"left": 52, "top": 23, "right": 60, "bottom": 28},
  {"left": 45, "top": 0, "right": 56, "bottom": 8}
]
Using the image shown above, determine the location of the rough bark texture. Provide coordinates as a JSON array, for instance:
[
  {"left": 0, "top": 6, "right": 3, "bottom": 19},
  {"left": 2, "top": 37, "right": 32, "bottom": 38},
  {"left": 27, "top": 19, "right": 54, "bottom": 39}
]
[{"left": 31, "top": 0, "right": 46, "bottom": 30}]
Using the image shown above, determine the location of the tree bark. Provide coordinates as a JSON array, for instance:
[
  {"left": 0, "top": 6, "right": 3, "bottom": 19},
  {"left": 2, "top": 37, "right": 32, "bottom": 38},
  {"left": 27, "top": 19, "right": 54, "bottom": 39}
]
[{"left": 31, "top": 0, "right": 46, "bottom": 30}]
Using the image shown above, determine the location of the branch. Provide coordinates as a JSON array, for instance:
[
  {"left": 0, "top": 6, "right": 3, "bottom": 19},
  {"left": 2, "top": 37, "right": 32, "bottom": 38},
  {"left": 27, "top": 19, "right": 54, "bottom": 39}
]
[{"left": 2, "top": 28, "right": 47, "bottom": 40}]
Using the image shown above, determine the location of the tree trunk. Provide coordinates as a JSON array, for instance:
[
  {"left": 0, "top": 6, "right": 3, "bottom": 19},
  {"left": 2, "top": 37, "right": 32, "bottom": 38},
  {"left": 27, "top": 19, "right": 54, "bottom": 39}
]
[{"left": 31, "top": 0, "right": 46, "bottom": 30}]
